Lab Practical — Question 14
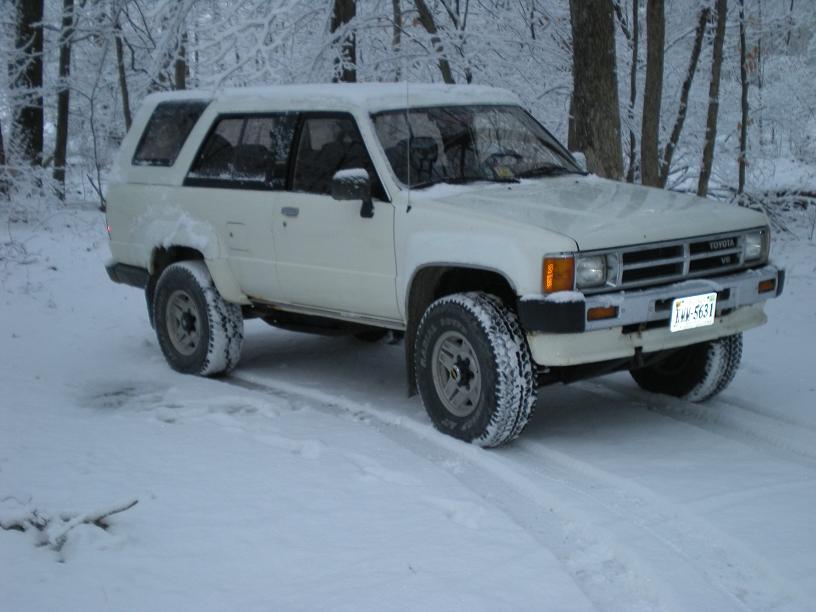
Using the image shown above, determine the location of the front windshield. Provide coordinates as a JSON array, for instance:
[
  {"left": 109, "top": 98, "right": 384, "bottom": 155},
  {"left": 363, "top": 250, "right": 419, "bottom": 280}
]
[{"left": 372, "top": 104, "right": 580, "bottom": 188}]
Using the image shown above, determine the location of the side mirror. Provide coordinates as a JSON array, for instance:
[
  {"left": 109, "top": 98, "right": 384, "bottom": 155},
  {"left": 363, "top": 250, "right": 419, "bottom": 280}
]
[
  {"left": 331, "top": 168, "right": 374, "bottom": 218},
  {"left": 570, "top": 151, "right": 587, "bottom": 172}
]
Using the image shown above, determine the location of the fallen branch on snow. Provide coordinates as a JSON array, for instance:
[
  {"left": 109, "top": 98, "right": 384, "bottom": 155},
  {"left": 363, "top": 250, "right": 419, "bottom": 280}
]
[
  {"left": 48, "top": 498, "right": 138, "bottom": 551},
  {"left": 0, "top": 498, "right": 138, "bottom": 552}
]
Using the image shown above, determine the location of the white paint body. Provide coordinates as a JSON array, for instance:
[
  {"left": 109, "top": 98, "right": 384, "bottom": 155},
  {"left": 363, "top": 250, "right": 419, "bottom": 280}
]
[{"left": 106, "top": 83, "right": 772, "bottom": 365}]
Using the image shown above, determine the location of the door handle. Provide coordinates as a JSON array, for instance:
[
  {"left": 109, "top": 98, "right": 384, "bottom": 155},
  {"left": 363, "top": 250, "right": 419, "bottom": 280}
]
[{"left": 281, "top": 206, "right": 299, "bottom": 218}]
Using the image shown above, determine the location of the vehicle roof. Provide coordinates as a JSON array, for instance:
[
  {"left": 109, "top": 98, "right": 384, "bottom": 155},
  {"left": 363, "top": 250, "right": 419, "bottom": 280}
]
[{"left": 140, "top": 83, "right": 521, "bottom": 114}]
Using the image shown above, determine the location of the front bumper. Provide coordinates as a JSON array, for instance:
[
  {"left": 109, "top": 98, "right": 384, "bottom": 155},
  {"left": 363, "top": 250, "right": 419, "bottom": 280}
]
[{"left": 518, "top": 264, "right": 783, "bottom": 366}]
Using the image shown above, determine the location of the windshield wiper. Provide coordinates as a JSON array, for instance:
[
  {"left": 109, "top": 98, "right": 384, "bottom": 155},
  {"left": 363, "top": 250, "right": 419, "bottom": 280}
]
[
  {"left": 408, "top": 175, "right": 518, "bottom": 189},
  {"left": 409, "top": 180, "right": 439, "bottom": 189},
  {"left": 516, "top": 165, "right": 573, "bottom": 179},
  {"left": 407, "top": 176, "right": 483, "bottom": 190},
  {"left": 443, "top": 175, "right": 519, "bottom": 185}
]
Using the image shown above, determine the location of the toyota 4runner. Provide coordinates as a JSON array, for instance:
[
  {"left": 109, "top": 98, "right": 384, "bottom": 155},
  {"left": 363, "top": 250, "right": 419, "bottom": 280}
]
[{"left": 105, "top": 84, "right": 784, "bottom": 447}]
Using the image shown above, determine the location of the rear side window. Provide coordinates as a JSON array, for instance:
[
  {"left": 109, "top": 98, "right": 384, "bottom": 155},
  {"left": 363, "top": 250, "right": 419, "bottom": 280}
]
[
  {"left": 188, "top": 118, "right": 243, "bottom": 179},
  {"left": 185, "top": 114, "right": 297, "bottom": 189},
  {"left": 132, "top": 100, "right": 209, "bottom": 167}
]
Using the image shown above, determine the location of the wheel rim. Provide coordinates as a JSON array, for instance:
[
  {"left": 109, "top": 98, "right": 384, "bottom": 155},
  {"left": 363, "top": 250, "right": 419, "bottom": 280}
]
[
  {"left": 166, "top": 289, "right": 202, "bottom": 356},
  {"left": 431, "top": 331, "right": 482, "bottom": 418}
]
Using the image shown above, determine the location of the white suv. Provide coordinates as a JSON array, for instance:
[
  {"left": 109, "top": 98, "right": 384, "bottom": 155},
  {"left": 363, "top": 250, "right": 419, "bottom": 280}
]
[{"left": 105, "top": 84, "right": 784, "bottom": 446}]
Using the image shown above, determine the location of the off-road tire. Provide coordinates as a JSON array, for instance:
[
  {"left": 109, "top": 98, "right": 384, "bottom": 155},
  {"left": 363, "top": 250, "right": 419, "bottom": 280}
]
[
  {"left": 414, "top": 292, "right": 537, "bottom": 447},
  {"left": 153, "top": 261, "right": 243, "bottom": 376},
  {"left": 630, "top": 333, "right": 743, "bottom": 402}
]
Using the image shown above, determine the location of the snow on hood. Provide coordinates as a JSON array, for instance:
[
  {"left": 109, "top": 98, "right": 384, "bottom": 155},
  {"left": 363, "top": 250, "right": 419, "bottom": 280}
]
[{"left": 415, "top": 174, "right": 769, "bottom": 251}]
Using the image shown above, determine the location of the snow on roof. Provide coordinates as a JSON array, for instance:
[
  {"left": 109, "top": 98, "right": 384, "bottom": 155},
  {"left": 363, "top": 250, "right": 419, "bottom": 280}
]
[{"left": 141, "top": 83, "right": 521, "bottom": 114}]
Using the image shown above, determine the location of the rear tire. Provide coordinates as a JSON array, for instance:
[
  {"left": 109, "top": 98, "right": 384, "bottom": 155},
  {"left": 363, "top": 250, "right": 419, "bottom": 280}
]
[
  {"left": 629, "top": 333, "right": 742, "bottom": 402},
  {"left": 414, "top": 292, "right": 536, "bottom": 447},
  {"left": 153, "top": 261, "right": 244, "bottom": 376}
]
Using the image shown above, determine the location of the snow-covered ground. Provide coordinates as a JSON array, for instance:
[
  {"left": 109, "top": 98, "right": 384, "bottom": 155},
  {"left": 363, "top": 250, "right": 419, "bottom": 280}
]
[{"left": 1, "top": 206, "right": 815, "bottom": 611}]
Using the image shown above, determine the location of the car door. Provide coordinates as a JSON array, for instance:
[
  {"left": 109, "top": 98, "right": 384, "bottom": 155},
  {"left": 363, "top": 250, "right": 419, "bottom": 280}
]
[
  {"left": 183, "top": 113, "right": 297, "bottom": 302},
  {"left": 271, "top": 112, "right": 400, "bottom": 322}
]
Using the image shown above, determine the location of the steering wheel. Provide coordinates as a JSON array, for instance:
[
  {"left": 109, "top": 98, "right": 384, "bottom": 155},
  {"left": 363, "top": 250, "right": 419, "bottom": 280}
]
[{"left": 484, "top": 149, "right": 523, "bottom": 179}]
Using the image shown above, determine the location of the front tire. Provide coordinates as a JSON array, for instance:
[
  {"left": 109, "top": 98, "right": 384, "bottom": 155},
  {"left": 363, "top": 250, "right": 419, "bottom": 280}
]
[
  {"left": 629, "top": 333, "right": 742, "bottom": 402},
  {"left": 153, "top": 261, "right": 244, "bottom": 376},
  {"left": 414, "top": 292, "right": 537, "bottom": 447}
]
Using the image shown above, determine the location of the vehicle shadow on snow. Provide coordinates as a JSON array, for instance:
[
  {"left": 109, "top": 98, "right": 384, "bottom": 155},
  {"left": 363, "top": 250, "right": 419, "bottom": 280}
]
[
  {"left": 523, "top": 378, "right": 669, "bottom": 442},
  {"left": 95, "top": 321, "right": 690, "bottom": 445},
  {"left": 236, "top": 321, "right": 666, "bottom": 445}
]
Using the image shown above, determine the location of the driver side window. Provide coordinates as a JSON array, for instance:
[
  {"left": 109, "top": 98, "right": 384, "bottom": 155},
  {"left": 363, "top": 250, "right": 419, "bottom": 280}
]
[{"left": 292, "top": 115, "right": 385, "bottom": 200}]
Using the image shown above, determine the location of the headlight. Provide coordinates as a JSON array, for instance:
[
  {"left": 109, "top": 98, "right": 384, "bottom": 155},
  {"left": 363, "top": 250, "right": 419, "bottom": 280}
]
[
  {"left": 575, "top": 255, "right": 606, "bottom": 288},
  {"left": 744, "top": 229, "right": 768, "bottom": 261}
]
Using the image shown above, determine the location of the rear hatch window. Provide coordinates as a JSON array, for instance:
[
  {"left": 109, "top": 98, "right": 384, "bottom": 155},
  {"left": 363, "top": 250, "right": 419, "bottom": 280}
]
[{"left": 132, "top": 100, "right": 209, "bottom": 167}]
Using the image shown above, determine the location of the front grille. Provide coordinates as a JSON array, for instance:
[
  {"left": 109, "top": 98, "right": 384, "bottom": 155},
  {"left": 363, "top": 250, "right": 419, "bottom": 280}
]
[
  {"left": 622, "top": 245, "right": 683, "bottom": 265},
  {"left": 585, "top": 232, "right": 751, "bottom": 294},
  {"left": 622, "top": 262, "right": 682, "bottom": 284}
]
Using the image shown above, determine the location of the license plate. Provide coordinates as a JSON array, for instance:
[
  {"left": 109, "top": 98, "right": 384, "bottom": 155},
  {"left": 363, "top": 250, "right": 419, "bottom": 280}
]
[{"left": 670, "top": 292, "right": 717, "bottom": 332}]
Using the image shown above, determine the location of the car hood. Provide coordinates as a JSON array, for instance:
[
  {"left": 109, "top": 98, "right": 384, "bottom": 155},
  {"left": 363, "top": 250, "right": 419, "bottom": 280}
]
[{"left": 415, "top": 174, "right": 768, "bottom": 251}]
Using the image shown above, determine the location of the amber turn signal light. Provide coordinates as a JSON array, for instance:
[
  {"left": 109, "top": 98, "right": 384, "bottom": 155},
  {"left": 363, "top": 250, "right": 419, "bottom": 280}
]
[
  {"left": 757, "top": 278, "right": 776, "bottom": 294},
  {"left": 543, "top": 257, "right": 575, "bottom": 293},
  {"left": 587, "top": 306, "right": 619, "bottom": 321}
]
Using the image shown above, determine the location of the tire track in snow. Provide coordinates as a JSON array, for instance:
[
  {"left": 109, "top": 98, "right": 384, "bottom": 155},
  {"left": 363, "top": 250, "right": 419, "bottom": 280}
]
[
  {"left": 681, "top": 477, "right": 816, "bottom": 514},
  {"left": 584, "top": 377, "right": 816, "bottom": 468},
  {"left": 225, "top": 374, "right": 669, "bottom": 612},
  {"left": 717, "top": 395, "right": 816, "bottom": 434},
  {"left": 515, "top": 440, "right": 807, "bottom": 612},
  {"left": 221, "top": 372, "right": 791, "bottom": 612}
]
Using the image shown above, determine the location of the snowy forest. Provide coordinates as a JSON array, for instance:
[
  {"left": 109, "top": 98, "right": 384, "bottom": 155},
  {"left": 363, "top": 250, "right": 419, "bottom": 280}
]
[
  {"left": 1, "top": 0, "right": 815, "bottom": 216},
  {"left": 4, "top": 2, "right": 816, "bottom": 610}
]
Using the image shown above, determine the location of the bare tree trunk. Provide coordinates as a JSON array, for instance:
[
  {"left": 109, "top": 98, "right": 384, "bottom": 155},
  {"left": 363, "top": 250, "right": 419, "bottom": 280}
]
[
  {"left": 0, "top": 118, "right": 5, "bottom": 167},
  {"left": 54, "top": 0, "right": 75, "bottom": 199},
  {"left": 738, "top": 0, "right": 748, "bottom": 193},
  {"left": 114, "top": 20, "right": 132, "bottom": 131},
  {"left": 626, "top": 0, "right": 639, "bottom": 183},
  {"left": 640, "top": 0, "right": 664, "bottom": 187},
  {"left": 612, "top": 0, "right": 633, "bottom": 40},
  {"left": 437, "top": 1, "right": 473, "bottom": 83},
  {"left": 175, "top": 32, "right": 188, "bottom": 90},
  {"left": 392, "top": 0, "right": 401, "bottom": 80},
  {"left": 331, "top": 0, "right": 356, "bottom": 82},
  {"left": 13, "top": 0, "right": 45, "bottom": 166},
  {"left": 757, "top": 0, "right": 764, "bottom": 145},
  {"left": 568, "top": 0, "right": 624, "bottom": 179},
  {"left": 697, "top": 0, "right": 728, "bottom": 198},
  {"left": 659, "top": 7, "right": 709, "bottom": 187},
  {"left": 529, "top": 1, "right": 537, "bottom": 40},
  {"left": 0, "top": 118, "right": 6, "bottom": 197},
  {"left": 414, "top": 0, "right": 455, "bottom": 84},
  {"left": 192, "top": 28, "right": 199, "bottom": 88}
]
